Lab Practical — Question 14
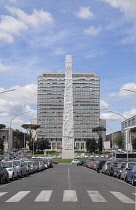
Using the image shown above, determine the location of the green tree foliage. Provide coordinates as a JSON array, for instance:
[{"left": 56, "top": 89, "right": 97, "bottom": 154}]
[
  {"left": 13, "top": 130, "right": 30, "bottom": 149},
  {"left": 21, "top": 124, "right": 40, "bottom": 152},
  {"left": 92, "top": 126, "right": 106, "bottom": 152},
  {"left": 86, "top": 138, "right": 97, "bottom": 153},
  {"left": 0, "top": 124, "right": 6, "bottom": 152},
  {"left": 115, "top": 134, "right": 122, "bottom": 148},
  {"left": 37, "top": 138, "right": 50, "bottom": 152}
]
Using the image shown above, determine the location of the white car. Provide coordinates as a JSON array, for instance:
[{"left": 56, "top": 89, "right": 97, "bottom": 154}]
[
  {"left": 3, "top": 161, "right": 18, "bottom": 180},
  {"left": 71, "top": 159, "right": 80, "bottom": 164}
]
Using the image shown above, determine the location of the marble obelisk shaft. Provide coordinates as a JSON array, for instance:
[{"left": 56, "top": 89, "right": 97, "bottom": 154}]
[{"left": 62, "top": 55, "right": 74, "bottom": 159}]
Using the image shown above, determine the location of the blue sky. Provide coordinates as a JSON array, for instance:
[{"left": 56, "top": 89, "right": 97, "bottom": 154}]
[{"left": 0, "top": 0, "right": 136, "bottom": 134}]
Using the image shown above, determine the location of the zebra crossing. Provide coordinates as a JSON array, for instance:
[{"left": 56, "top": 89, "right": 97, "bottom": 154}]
[{"left": 0, "top": 190, "right": 135, "bottom": 204}]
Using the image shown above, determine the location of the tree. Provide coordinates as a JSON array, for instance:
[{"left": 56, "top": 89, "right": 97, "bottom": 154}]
[
  {"left": 37, "top": 138, "right": 50, "bottom": 152},
  {"left": 21, "top": 124, "right": 40, "bottom": 152},
  {"left": 115, "top": 134, "right": 122, "bottom": 148},
  {"left": 86, "top": 138, "right": 97, "bottom": 153},
  {"left": 92, "top": 126, "right": 106, "bottom": 152},
  {"left": 0, "top": 124, "right": 6, "bottom": 152}
]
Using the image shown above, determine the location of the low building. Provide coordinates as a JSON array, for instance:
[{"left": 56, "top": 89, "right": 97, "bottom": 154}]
[
  {"left": 106, "top": 131, "right": 121, "bottom": 149},
  {"left": 0, "top": 127, "right": 13, "bottom": 152}
]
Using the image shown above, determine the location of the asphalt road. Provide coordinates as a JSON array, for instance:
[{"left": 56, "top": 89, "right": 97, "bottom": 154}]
[{"left": 0, "top": 164, "right": 135, "bottom": 210}]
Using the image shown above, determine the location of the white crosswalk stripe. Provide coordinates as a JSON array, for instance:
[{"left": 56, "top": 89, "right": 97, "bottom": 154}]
[
  {"left": 34, "top": 190, "right": 53, "bottom": 202},
  {"left": 6, "top": 191, "right": 31, "bottom": 202},
  {"left": 63, "top": 190, "right": 78, "bottom": 202},
  {"left": 0, "top": 190, "right": 134, "bottom": 203},
  {"left": 0, "top": 192, "right": 8, "bottom": 197},
  {"left": 110, "top": 191, "right": 135, "bottom": 203},
  {"left": 87, "top": 191, "right": 107, "bottom": 202}
]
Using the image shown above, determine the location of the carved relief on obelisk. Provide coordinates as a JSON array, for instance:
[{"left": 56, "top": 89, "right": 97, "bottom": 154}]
[{"left": 62, "top": 55, "right": 74, "bottom": 159}]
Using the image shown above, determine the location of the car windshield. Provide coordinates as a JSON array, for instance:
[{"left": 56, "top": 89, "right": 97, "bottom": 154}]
[
  {"left": 3, "top": 162, "right": 12, "bottom": 168},
  {"left": 13, "top": 161, "right": 20, "bottom": 166},
  {"left": 128, "top": 163, "right": 136, "bottom": 168}
]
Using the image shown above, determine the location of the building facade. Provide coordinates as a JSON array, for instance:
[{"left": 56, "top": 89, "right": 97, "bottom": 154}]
[
  {"left": 122, "top": 115, "right": 136, "bottom": 152},
  {"left": 37, "top": 67, "right": 100, "bottom": 151},
  {"left": 0, "top": 128, "right": 13, "bottom": 152},
  {"left": 106, "top": 131, "right": 121, "bottom": 149}
]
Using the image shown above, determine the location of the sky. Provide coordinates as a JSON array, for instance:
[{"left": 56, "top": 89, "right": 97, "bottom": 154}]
[{"left": 0, "top": 0, "right": 136, "bottom": 134}]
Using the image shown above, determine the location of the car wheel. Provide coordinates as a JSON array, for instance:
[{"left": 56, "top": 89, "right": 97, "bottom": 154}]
[
  {"left": 16, "top": 173, "right": 18, "bottom": 180},
  {"left": 132, "top": 177, "right": 135, "bottom": 186},
  {"left": 12, "top": 174, "right": 15, "bottom": 181},
  {"left": 117, "top": 174, "right": 120, "bottom": 179},
  {"left": 125, "top": 176, "right": 128, "bottom": 183},
  {"left": 6, "top": 175, "right": 9, "bottom": 183},
  {"left": 0, "top": 176, "right": 3, "bottom": 184}
]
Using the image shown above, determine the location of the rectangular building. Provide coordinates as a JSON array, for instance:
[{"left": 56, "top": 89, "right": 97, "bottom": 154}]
[{"left": 37, "top": 72, "right": 100, "bottom": 151}]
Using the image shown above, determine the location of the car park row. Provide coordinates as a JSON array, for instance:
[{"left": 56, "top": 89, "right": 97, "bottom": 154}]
[
  {"left": 0, "top": 159, "right": 56, "bottom": 184},
  {"left": 76, "top": 159, "right": 136, "bottom": 186}
]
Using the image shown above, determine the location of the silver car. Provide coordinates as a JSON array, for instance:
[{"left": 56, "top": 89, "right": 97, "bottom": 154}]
[
  {"left": 13, "top": 160, "right": 27, "bottom": 178},
  {"left": 3, "top": 161, "right": 18, "bottom": 181},
  {"left": 120, "top": 161, "right": 136, "bottom": 181}
]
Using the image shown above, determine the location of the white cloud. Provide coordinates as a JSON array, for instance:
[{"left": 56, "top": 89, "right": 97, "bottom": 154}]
[
  {"left": 102, "top": 0, "right": 136, "bottom": 19},
  {"left": 0, "top": 7, "right": 54, "bottom": 43},
  {"left": 0, "top": 63, "right": 12, "bottom": 72},
  {"left": 84, "top": 26, "right": 102, "bottom": 36},
  {"left": 100, "top": 100, "right": 109, "bottom": 110},
  {"left": 110, "top": 83, "right": 136, "bottom": 98},
  {"left": 6, "top": 6, "right": 55, "bottom": 27},
  {"left": 75, "top": 6, "right": 94, "bottom": 19},
  {"left": 0, "top": 84, "right": 37, "bottom": 128}
]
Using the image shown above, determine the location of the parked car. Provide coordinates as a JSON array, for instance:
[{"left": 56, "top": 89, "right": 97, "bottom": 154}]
[
  {"left": 3, "top": 161, "right": 18, "bottom": 180},
  {"left": 0, "top": 162, "right": 9, "bottom": 184},
  {"left": 96, "top": 160, "right": 106, "bottom": 173},
  {"left": 71, "top": 159, "right": 80, "bottom": 164},
  {"left": 125, "top": 165, "right": 136, "bottom": 186},
  {"left": 33, "top": 161, "right": 39, "bottom": 172},
  {"left": 13, "top": 160, "right": 27, "bottom": 177},
  {"left": 101, "top": 161, "right": 111, "bottom": 174},
  {"left": 24, "top": 161, "right": 31, "bottom": 175},
  {"left": 120, "top": 161, "right": 136, "bottom": 181},
  {"left": 113, "top": 161, "right": 127, "bottom": 178},
  {"left": 106, "top": 161, "right": 119, "bottom": 176}
]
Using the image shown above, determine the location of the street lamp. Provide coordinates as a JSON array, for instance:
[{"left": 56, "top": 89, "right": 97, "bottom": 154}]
[
  {"left": 9, "top": 111, "right": 31, "bottom": 152},
  {"left": 0, "top": 89, "right": 15, "bottom": 94},
  {"left": 108, "top": 110, "right": 128, "bottom": 161},
  {"left": 123, "top": 89, "right": 136, "bottom": 94}
]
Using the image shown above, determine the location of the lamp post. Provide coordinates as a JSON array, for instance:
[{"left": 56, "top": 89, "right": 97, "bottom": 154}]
[
  {"left": 123, "top": 89, "right": 136, "bottom": 94},
  {"left": 0, "top": 89, "right": 15, "bottom": 94},
  {"left": 9, "top": 111, "right": 31, "bottom": 152},
  {"left": 108, "top": 110, "right": 128, "bottom": 161}
]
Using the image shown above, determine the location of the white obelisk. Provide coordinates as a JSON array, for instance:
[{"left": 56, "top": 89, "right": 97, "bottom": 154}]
[{"left": 62, "top": 55, "right": 74, "bottom": 159}]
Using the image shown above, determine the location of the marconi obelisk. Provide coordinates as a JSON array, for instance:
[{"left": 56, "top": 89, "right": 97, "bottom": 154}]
[{"left": 62, "top": 55, "right": 74, "bottom": 159}]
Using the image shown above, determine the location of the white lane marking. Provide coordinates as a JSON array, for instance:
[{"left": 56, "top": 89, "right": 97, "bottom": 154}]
[
  {"left": 6, "top": 191, "right": 30, "bottom": 202},
  {"left": 68, "top": 167, "right": 71, "bottom": 190},
  {"left": 63, "top": 190, "right": 78, "bottom": 202},
  {"left": 34, "top": 190, "right": 52, "bottom": 202},
  {"left": 0, "top": 192, "right": 8, "bottom": 197},
  {"left": 110, "top": 191, "right": 134, "bottom": 203},
  {"left": 87, "top": 191, "right": 107, "bottom": 202}
]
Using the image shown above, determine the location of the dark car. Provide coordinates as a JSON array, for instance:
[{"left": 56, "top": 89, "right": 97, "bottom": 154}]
[
  {"left": 96, "top": 160, "right": 106, "bottom": 173},
  {"left": 0, "top": 162, "right": 9, "bottom": 184},
  {"left": 113, "top": 161, "right": 127, "bottom": 179}
]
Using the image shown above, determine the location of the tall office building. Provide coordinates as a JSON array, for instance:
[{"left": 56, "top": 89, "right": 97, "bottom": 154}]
[{"left": 37, "top": 56, "right": 100, "bottom": 151}]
